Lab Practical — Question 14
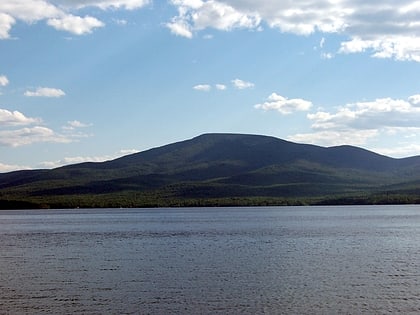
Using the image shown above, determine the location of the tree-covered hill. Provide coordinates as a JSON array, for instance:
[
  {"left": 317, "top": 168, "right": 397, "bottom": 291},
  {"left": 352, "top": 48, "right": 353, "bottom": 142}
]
[{"left": 1, "top": 133, "right": 420, "bottom": 209}]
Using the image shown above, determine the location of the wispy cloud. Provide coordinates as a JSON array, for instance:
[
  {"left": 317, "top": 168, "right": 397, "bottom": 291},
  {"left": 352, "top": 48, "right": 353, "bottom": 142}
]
[
  {"left": 0, "top": 75, "right": 9, "bottom": 86},
  {"left": 52, "top": 0, "right": 150, "bottom": 10},
  {"left": 0, "top": 108, "right": 90, "bottom": 147},
  {"left": 0, "top": 126, "right": 73, "bottom": 147},
  {"left": 193, "top": 84, "right": 212, "bottom": 91},
  {"left": 231, "top": 79, "right": 254, "bottom": 90},
  {"left": 62, "top": 120, "right": 92, "bottom": 130},
  {"left": 24, "top": 87, "right": 65, "bottom": 98},
  {"left": 0, "top": 162, "right": 31, "bottom": 173},
  {"left": 40, "top": 149, "right": 140, "bottom": 169},
  {"left": 193, "top": 83, "right": 228, "bottom": 91}
]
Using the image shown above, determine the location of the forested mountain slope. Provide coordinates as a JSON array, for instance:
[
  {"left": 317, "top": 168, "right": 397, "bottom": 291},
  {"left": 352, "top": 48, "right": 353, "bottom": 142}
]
[{"left": 1, "top": 133, "right": 420, "bottom": 208}]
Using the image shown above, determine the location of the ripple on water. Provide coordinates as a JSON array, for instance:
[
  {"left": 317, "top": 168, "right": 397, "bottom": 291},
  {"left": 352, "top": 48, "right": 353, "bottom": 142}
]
[{"left": 2, "top": 206, "right": 420, "bottom": 314}]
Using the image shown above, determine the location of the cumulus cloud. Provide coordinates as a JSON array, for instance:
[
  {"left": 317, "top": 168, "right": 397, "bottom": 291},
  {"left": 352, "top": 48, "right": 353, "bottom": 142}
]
[
  {"left": 167, "top": 15, "right": 194, "bottom": 38},
  {"left": 166, "top": 1, "right": 420, "bottom": 62},
  {"left": 0, "top": 109, "right": 40, "bottom": 126},
  {"left": 0, "top": 0, "right": 149, "bottom": 38},
  {"left": 0, "top": 13, "right": 15, "bottom": 39},
  {"left": 47, "top": 15, "right": 104, "bottom": 35},
  {"left": 287, "top": 95, "right": 420, "bottom": 149},
  {"left": 0, "top": 75, "right": 9, "bottom": 86},
  {"left": 193, "top": 84, "right": 212, "bottom": 91},
  {"left": 167, "top": 0, "right": 260, "bottom": 37},
  {"left": 24, "top": 87, "right": 65, "bottom": 98},
  {"left": 408, "top": 94, "right": 420, "bottom": 106},
  {"left": 215, "top": 84, "right": 226, "bottom": 90},
  {"left": 232, "top": 78, "right": 254, "bottom": 89},
  {"left": 255, "top": 93, "right": 312, "bottom": 115}
]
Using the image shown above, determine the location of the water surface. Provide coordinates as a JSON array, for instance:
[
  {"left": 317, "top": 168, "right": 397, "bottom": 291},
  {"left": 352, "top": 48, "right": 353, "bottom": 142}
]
[{"left": 1, "top": 206, "right": 420, "bottom": 314}]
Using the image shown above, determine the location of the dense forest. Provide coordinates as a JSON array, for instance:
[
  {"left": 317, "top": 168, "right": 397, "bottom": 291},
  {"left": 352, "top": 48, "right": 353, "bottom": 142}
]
[{"left": 1, "top": 133, "right": 420, "bottom": 209}]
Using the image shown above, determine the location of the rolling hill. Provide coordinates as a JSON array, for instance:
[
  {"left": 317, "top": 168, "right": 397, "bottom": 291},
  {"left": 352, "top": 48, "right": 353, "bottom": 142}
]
[{"left": 1, "top": 133, "right": 420, "bottom": 209}]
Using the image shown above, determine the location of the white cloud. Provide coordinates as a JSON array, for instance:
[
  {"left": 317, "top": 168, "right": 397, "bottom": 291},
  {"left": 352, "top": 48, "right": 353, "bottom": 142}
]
[
  {"left": 62, "top": 120, "right": 92, "bottom": 130},
  {"left": 0, "top": 75, "right": 9, "bottom": 86},
  {"left": 255, "top": 93, "right": 312, "bottom": 115},
  {"left": 0, "top": 1, "right": 61, "bottom": 23},
  {"left": 167, "top": 0, "right": 260, "bottom": 38},
  {"left": 53, "top": 0, "right": 150, "bottom": 10},
  {"left": 321, "top": 52, "right": 333, "bottom": 59},
  {"left": 372, "top": 142, "right": 420, "bottom": 158},
  {"left": 307, "top": 97, "right": 420, "bottom": 131},
  {"left": 47, "top": 15, "right": 104, "bottom": 35},
  {"left": 0, "top": 109, "right": 40, "bottom": 126},
  {"left": 24, "top": 87, "right": 66, "bottom": 98},
  {"left": 194, "top": 83, "right": 228, "bottom": 91},
  {"left": 408, "top": 94, "right": 420, "bottom": 106},
  {"left": 320, "top": 37, "right": 325, "bottom": 48},
  {"left": 119, "top": 148, "right": 140, "bottom": 155},
  {"left": 288, "top": 130, "right": 379, "bottom": 147},
  {"left": 0, "top": 13, "right": 14, "bottom": 39},
  {"left": 167, "top": 15, "right": 193, "bottom": 38},
  {"left": 114, "top": 18, "right": 128, "bottom": 25},
  {"left": 232, "top": 78, "right": 254, "bottom": 89},
  {"left": 193, "top": 84, "right": 211, "bottom": 91},
  {"left": 192, "top": 1, "right": 260, "bottom": 31},
  {"left": 0, "top": 126, "right": 73, "bottom": 147},
  {"left": 40, "top": 148, "right": 140, "bottom": 168},
  {"left": 0, "top": 0, "right": 149, "bottom": 38},
  {"left": 67, "top": 120, "right": 91, "bottom": 128},
  {"left": 0, "top": 108, "right": 90, "bottom": 147},
  {"left": 166, "top": 1, "right": 420, "bottom": 62},
  {"left": 0, "top": 162, "right": 31, "bottom": 172},
  {"left": 287, "top": 94, "right": 420, "bottom": 150}
]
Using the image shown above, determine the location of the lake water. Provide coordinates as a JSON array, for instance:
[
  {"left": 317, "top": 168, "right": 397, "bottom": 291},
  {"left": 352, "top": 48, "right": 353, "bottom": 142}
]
[{"left": 1, "top": 206, "right": 420, "bottom": 314}]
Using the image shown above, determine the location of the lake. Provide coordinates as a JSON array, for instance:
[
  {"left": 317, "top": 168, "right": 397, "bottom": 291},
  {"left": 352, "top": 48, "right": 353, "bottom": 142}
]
[{"left": 1, "top": 205, "right": 420, "bottom": 314}]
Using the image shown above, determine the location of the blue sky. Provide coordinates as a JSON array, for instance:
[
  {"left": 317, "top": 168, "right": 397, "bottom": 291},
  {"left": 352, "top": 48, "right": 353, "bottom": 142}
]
[{"left": 2, "top": 0, "right": 420, "bottom": 171}]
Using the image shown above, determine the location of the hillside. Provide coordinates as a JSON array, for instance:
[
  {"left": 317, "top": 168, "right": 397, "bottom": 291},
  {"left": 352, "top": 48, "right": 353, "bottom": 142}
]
[{"left": 1, "top": 133, "right": 420, "bottom": 208}]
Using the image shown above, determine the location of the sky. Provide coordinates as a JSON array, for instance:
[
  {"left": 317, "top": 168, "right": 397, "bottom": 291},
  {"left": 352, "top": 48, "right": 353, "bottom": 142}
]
[{"left": 2, "top": 0, "right": 420, "bottom": 172}]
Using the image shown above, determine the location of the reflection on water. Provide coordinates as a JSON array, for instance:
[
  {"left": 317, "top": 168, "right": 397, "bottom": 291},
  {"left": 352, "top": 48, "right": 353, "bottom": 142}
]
[{"left": 1, "top": 206, "right": 420, "bottom": 314}]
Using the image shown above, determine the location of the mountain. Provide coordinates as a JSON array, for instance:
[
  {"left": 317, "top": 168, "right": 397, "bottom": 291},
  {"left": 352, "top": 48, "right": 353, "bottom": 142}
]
[{"left": 1, "top": 133, "right": 420, "bottom": 209}]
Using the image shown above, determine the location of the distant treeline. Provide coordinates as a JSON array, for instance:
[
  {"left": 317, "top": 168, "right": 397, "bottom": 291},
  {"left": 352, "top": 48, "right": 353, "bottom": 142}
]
[{"left": 2, "top": 193, "right": 420, "bottom": 210}]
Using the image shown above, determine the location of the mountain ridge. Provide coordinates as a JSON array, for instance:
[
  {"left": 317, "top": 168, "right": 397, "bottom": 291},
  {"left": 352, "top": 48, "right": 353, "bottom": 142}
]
[{"left": 1, "top": 133, "right": 420, "bottom": 208}]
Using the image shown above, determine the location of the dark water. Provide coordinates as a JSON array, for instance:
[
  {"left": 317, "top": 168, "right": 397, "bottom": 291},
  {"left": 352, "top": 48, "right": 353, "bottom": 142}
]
[{"left": 1, "top": 206, "right": 420, "bottom": 314}]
